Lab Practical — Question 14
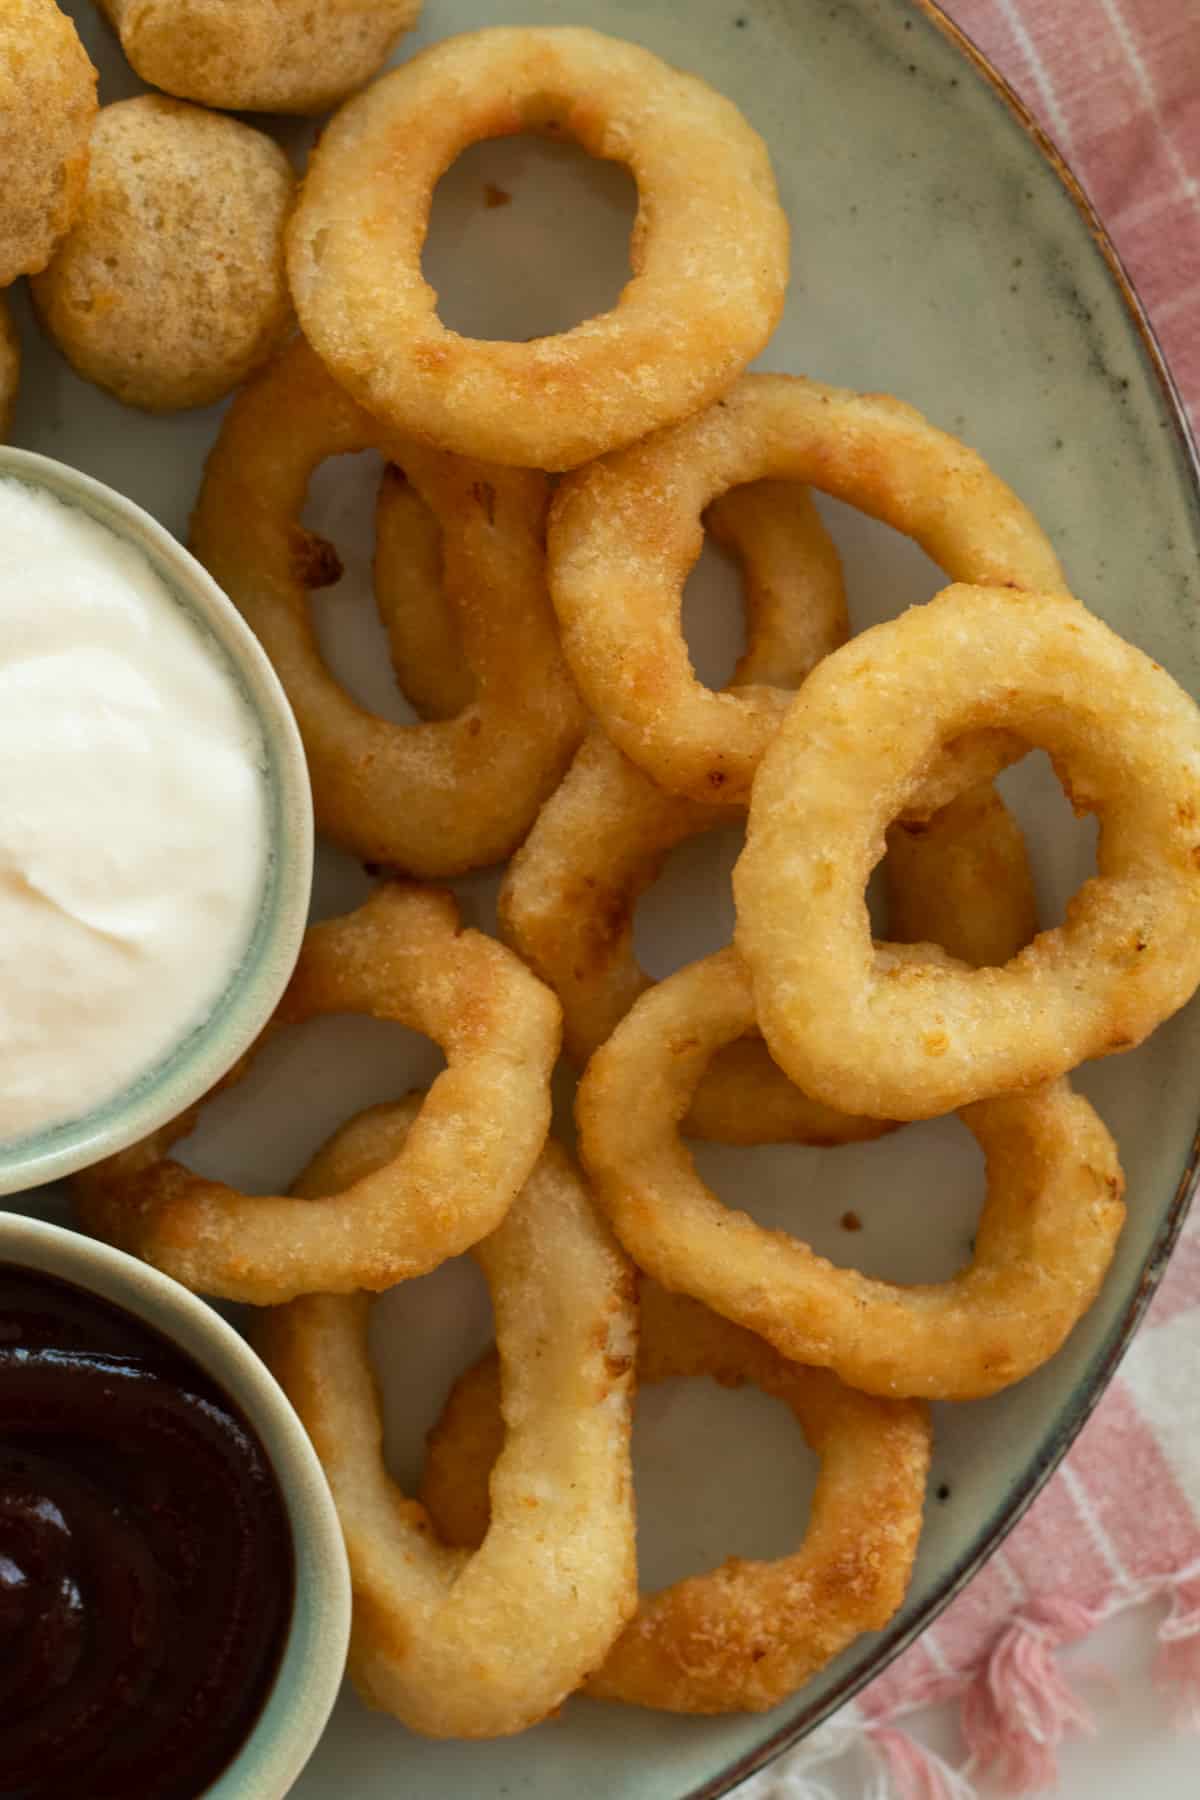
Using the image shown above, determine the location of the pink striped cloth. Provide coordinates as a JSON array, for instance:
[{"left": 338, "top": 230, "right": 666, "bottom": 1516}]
[{"left": 743, "top": 3, "right": 1200, "bottom": 1794}]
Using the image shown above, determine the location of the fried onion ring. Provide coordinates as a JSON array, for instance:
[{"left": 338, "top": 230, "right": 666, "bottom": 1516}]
[
  {"left": 376, "top": 474, "right": 849, "bottom": 727},
  {"left": 578, "top": 784, "right": 1126, "bottom": 1399},
  {"left": 421, "top": 1281, "right": 931, "bottom": 1713},
  {"left": 72, "top": 885, "right": 560, "bottom": 1303},
  {"left": 190, "top": 337, "right": 585, "bottom": 876},
  {"left": 258, "top": 1102, "right": 638, "bottom": 1739},
  {"left": 549, "top": 373, "right": 1065, "bottom": 804},
  {"left": 287, "top": 27, "right": 789, "bottom": 471},
  {"left": 96, "top": 0, "right": 421, "bottom": 117},
  {"left": 498, "top": 477, "right": 864, "bottom": 1144},
  {"left": 374, "top": 463, "right": 475, "bottom": 723},
  {"left": 735, "top": 582, "right": 1200, "bottom": 1118},
  {"left": 499, "top": 733, "right": 890, "bottom": 1147}
]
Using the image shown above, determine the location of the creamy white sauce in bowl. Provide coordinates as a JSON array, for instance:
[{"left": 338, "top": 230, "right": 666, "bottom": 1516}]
[{"left": 0, "top": 451, "right": 312, "bottom": 1194}]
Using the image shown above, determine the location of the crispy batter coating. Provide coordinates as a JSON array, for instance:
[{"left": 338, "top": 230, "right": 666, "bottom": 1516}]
[
  {"left": 577, "top": 782, "right": 1125, "bottom": 1399},
  {"left": 374, "top": 463, "right": 475, "bottom": 723},
  {"left": 577, "top": 951, "right": 1125, "bottom": 1400},
  {"left": 549, "top": 373, "right": 1066, "bottom": 806},
  {"left": 72, "top": 886, "right": 561, "bottom": 1303},
  {"left": 259, "top": 1105, "right": 638, "bottom": 1738},
  {"left": 0, "top": 294, "right": 19, "bottom": 439},
  {"left": 735, "top": 583, "right": 1200, "bottom": 1118},
  {"left": 422, "top": 1283, "right": 931, "bottom": 1713},
  {"left": 0, "top": 0, "right": 96, "bottom": 286},
  {"left": 32, "top": 97, "right": 295, "bottom": 413},
  {"left": 494, "top": 480, "right": 876, "bottom": 1145},
  {"left": 96, "top": 0, "right": 421, "bottom": 117},
  {"left": 190, "top": 337, "right": 586, "bottom": 875},
  {"left": 288, "top": 27, "right": 789, "bottom": 469}
]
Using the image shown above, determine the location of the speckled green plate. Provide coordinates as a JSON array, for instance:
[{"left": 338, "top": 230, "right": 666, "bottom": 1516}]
[{"left": 14, "top": 2, "right": 1200, "bottom": 1796}]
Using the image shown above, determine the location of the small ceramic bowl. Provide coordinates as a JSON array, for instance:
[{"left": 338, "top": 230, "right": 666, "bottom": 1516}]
[
  {"left": 0, "top": 1210, "right": 351, "bottom": 1797},
  {"left": 0, "top": 446, "right": 313, "bottom": 1197}
]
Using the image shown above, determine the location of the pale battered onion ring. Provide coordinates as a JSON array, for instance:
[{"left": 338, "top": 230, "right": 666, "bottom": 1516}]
[
  {"left": 0, "top": 293, "right": 19, "bottom": 440},
  {"left": 190, "top": 337, "right": 584, "bottom": 876},
  {"left": 287, "top": 27, "right": 790, "bottom": 471},
  {"left": 578, "top": 785, "right": 1127, "bottom": 1399},
  {"left": 72, "top": 886, "right": 560, "bottom": 1303},
  {"left": 258, "top": 1101, "right": 638, "bottom": 1739},
  {"left": 374, "top": 463, "right": 474, "bottom": 723},
  {"left": 421, "top": 1282, "right": 931, "bottom": 1713},
  {"left": 499, "top": 734, "right": 890, "bottom": 1147},
  {"left": 549, "top": 373, "right": 1066, "bottom": 804},
  {"left": 735, "top": 582, "right": 1200, "bottom": 1119},
  {"left": 376, "top": 474, "right": 849, "bottom": 726},
  {"left": 498, "top": 476, "right": 864, "bottom": 1144}
]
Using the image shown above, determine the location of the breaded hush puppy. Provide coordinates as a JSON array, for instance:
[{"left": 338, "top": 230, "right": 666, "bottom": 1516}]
[
  {"left": 32, "top": 97, "right": 295, "bottom": 414},
  {"left": 0, "top": 0, "right": 97, "bottom": 286},
  {"left": 97, "top": 0, "right": 422, "bottom": 117}
]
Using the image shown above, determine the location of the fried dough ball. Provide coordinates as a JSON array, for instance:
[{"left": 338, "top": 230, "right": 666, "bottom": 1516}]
[
  {"left": 0, "top": 295, "right": 19, "bottom": 439},
  {"left": 32, "top": 97, "right": 295, "bottom": 413},
  {"left": 96, "top": 0, "right": 422, "bottom": 117},
  {"left": 0, "top": 0, "right": 97, "bottom": 286}
]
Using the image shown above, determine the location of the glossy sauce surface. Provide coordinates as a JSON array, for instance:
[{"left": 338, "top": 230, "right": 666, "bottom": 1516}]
[{"left": 0, "top": 1266, "right": 294, "bottom": 1800}]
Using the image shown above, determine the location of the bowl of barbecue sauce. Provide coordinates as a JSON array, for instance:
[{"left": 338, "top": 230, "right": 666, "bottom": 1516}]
[{"left": 0, "top": 1213, "right": 350, "bottom": 1800}]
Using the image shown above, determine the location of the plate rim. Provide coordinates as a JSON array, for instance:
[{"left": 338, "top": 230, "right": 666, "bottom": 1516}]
[{"left": 686, "top": 2, "right": 1200, "bottom": 1794}]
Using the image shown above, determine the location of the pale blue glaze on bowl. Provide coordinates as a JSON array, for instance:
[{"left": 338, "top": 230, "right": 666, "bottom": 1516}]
[
  {"left": 0, "top": 447, "right": 313, "bottom": 1197},
  {"left": 0, "top": 1211, "right": 351, "bottom": 1799}
]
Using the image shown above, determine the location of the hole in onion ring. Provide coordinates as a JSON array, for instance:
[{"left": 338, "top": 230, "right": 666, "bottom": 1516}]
[
  {"left": 176, "top": 1014, "right": 447, "bottom": 1196},
  {"left": 687, "top": 1118, "right": 985, "bottom": 1285},
  {"left": 372, "top": 1258, "right": 495, "bottom": 1491},
  {"left": 680, "top": 533, "right": 748, "bottom": 693},
  {"left": 811, "top": 491, "right": 950, "bottom": 626},
  {"left": 632, "top": 1377, "right": 817, "bottom": 1590},
  {"left": 423, "top": 137, "right": 636, "bottom": 342},
  {"left": 633, "top": 825, "right": 889, "bottom": 983},
  {"left": 633, "top": 819, "right": 744, "bottom": 978},
  {"left": 302, "top": 450, "right": 420, "bottom": 727},
  {"left": 994, "top": 750, "right": 1100, "bottom": 937}
]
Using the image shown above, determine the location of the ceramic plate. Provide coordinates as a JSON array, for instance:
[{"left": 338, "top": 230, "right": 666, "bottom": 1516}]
[{"left": 12, "top": 2, "right": 1200, "bottom": 1796}]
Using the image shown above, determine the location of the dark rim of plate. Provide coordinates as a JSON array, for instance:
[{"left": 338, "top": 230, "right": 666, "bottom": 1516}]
[{"left": 692, "top": 2, "right": 1200, "bottom": 1795}]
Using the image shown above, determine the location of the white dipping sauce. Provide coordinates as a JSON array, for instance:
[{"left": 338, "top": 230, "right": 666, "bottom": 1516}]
[{"left": 0, "top": 476, "right": 267, "bottom": 1144}]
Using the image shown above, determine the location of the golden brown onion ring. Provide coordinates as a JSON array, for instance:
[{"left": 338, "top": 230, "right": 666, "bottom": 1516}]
[
  {"left": 499, "top": 477, "right": 862, "bottom": 1144},
  {"left": 421, "top": 1281, "right": 931, "bottom": 1713},
  {"left": 735, "top": 582, "right": 1200, "bottom": 1118},
  {"left": 499, "top": 734, "right": 891, "bottom": 1147},
  {"left": 72, "top": 886, "right": 560, "bottom": 1303},
  {"left": 549, "top": 373, "right": 1065, "bottom": 805},
  {"left": 288, "top": 27, "right": 789, "bottom": 470},
  {"left": 579, "top": 783, "right": 1126, "bottom": 1398},
  {"left": 577, "top": 953, "right": 1124, "bottom": 1399},
  {"left": 376, "top": 475, "right": 849, "bottom": 727},
  {"left": 258, "top": 1101, "right": 638, "bottom": 1739},
  {"left": 374, "top": 463, "right": 475, "bottom": 724},
  {"left": 190, "top": 337, "right": 585, "bottom": 876},
  {"left": 96, "top": 0, "right": 421, "bottom": 117}
]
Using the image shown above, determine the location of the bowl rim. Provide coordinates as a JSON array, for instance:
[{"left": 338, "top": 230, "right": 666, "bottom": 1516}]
[
  {"left": 0, "top": 445, "right": 314, "bottom": 1196},
  {"left": 690, "top": 4, "right": 1200, "bottom": 1795},
  {"left": 0, "top": 1209, "right": 351, "bottom": 1799}
]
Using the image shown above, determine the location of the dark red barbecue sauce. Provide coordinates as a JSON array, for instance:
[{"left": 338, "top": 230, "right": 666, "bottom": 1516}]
[{"left": 0, "top": 1265, "right": 294, "bottom": 1800}]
